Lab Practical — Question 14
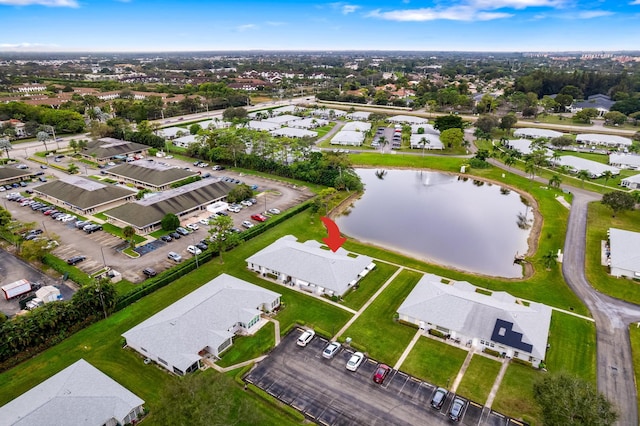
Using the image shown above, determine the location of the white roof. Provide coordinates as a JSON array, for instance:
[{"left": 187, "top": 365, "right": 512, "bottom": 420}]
[
  {"left": 158, "top": 126, "right": 188, "bottom": 138},
  {"left": 270, "top": 127, "right": 318, "bottom": 138},
  {"left": 409, "top": 134, "right": 444, "bottom": 149},
  {"left": 554, "top": 155, "right": 620, "bottom": 177},
  {"left": 388, "top": 115, "right": 428, "bottom": 124},
  {"left": 122, "top": 274, "right": 280, "bottom": 371},
  {"left": 577, "top": 133, "right": 632, "bottom": 146},
  {"left": 310, "top": 108, "right": 347, "bottom": 117},
  {"left": 272, "top": 105, "right": 303, "bottom": 115},
  {"left": 609, "top": 228, "right": 640, "bottom": 273},
  {"left": 263, "top": 114, "right": 302, "bottom": 125},
  {"left": 290, "top": 118, "right": 329, "bottom": 129},
  {"left": 622, "top": 174, "right": 640, "bottom": 184},
  {"left": 0, "top": 359, "right": 144, "bottom": 426},
  {"left": 247, "top": 120, "right": 279, "bottom": 131},
  {"left": 246, "top": 235, "right": 374, "bottom": 296},
  {"left": 610, "top": 154, "right": 640, "bottom": 168},
  {"left": 506, "top": 139, "right": 554, "bottom": 157},
  {"left": 346, "top": 111, "right": 371, "bottom": 120},
  {"left": 342, "top": 121, "right": 371, "bottom": 132},
  {"left": 196, "top": 119, "right": 231, "bottom": 129},
  {"left": 514, "top": 128, "right": 563, "bottom": 139},
  {"left": 173, "top": 134, "right": 198, "bottom": 145},
  {"left": 331, "top": 130, "right": 365, "bottom": 145},
  {"left": 397, "top": 274, "right": 551, "bottom": 360},
  {"left": 410, "top": 124, "right": 439, "bottom": 134}
]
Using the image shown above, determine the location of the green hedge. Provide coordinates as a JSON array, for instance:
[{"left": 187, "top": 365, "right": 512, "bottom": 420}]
[
  {"left": 483, "top": 348, "right": 502, "bottom": 358},
  {"left": 42, "top": 253, "right": 93, "bottom": 287},
  {"left": 428, "top": 329, "right": 447, "bottom": 339}
]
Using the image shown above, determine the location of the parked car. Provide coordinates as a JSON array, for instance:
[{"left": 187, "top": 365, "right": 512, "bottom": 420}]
[
  {"left": 373, "top": 364, "right": 391, "bottom": 384},
  {"left": 84, "top": 224, "right": 103, "bottom": 233},
  {"left": 296, "top": 329, "right": 315, "bottom": 347},
  {"left": 195, "top": 242, "right": 208, "bottom": 251},
  {"left": 61, "top": 215, "right": 77, "bottom": 223},
  {"left": 241, "top": 220, "right": 254, "bottom": 229},
  {"left": 66, "top": 255, "right": 86, "bottom": 265},
  {"left": 346, "top": 352, "right": 365, "bottom": 371},
  {"left": 449, "top": 397, "right": 466, "bottom": 422},
  {"left": 38, "top": 177, "right": 47, "bottom": 182},
  {"left": 19, "top": 181, "right": 27, "bottom": 187},
  {"left": 170, "top": 231, "right": 181, "bottom": 240},
  {"left": 187, "top": 245, "right": 202, "bottom": 255},
  {"left": 176, "top": 226, "right": 190, "bottom": 236},
  {"left": 142, "top": 268, "right": 157, "bottom": 278},
  {"left": 160, "top": 234, "right": 173, "bottom": 242},
  {"left": 267, "top": 208, "right": 281, "bottom": 215},
  {"left": 186, "top": 223, "right": 199, "bottom": 231},
  {"left": 168, "top": 251, "right": 182, "bottom": 262},
  {"left": 198, "top": 218, "right": 210, "bottom": 226},
  {"left": 227, "top": 206, "right": 241, "bottom": 213},
  {"left": 322, "top": 341, "right": 341, "bottom": 359},
  {"left": 241, "top": 200, "right": 253, "bottom": 207},
  {"left": 212, "top": 165, "right": 225, "bottom": 171},
  {"left": 430, "top": 387, "right": 448, "bottom": 410},
  {"left": 251, "top": 214, "right": 267, "bottom": 222},
  {"left": 75, "top": 220, "right": 90, "bottom": 229}
]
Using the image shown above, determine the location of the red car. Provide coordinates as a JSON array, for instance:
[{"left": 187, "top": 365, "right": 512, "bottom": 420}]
[
  {"left": 251, "top": 214, "right": 267, "bottom": 222},
  {"left": 373, "top": 364, "right": 391, "bottom": 384}
]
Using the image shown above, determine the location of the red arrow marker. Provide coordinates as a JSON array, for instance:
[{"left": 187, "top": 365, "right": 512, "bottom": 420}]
[{"left": 321, "top": 216, "right": 347, "bottom": 252}]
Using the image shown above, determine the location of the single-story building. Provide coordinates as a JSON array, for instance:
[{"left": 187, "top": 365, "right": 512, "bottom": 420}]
[
  {"left": 576, "top": 133, "right": 632, "bottom": 148},
  {"left": 0, "top": 359, "right": 145, "bottom": 426},
  {"left": 410, "top": 123, "right": 439, "bottom": 135},
  {"left": 388, "top": 115, "right": 428, "bottom": 125},
  {"left": 342, "top": 121, "right": 371, "bottom": 132},
  {"left": 172, "top": 134, "right": 199, "bottom": 148},
  {"left": 0, "top": 167, "right": 35, "bottom": 187},
  {"left": 289, "top": 118, "right": 328, "bottom": 129},
  {"left": 621, "top": 174, "right": 640, "bottom": 190},
  {"left": 104, "top": 178, "right": 235, "bottom": 233},
  {"left": 269, "top": 127, "right": 317, "bottom": 139},
  {"left": 80, "top": 138, "right": 149, "bottom": 163},
  {"left": 331, "top": 130, "right": 365, "bottom": 146},
  {"left": 122, "top": 274, "right": 280, "bottom": 375},
  {"left": 505, "top": 139, "right": 554, "bottom": 157},
  {"left": 346, "top": 111, "right": 371, "bottom": 121},
  {"left": 158, "top": 126, "right": 190, "bottom": 140},
  {"left": 409, "top": 134, "right": 444, "bottom": 150},
  {"left": 569, "top": 94, "right": 614, "bottom": 116},
  {"left": 397, "top": 273, "right": 552, "bottom": 367},
  {"left": 246, "top": 235, "right": 375, "bottom": 297},
  {"left": 193, "top": 119, "right": 232, "bottom": 130},
  {"left": 310, "top": 108, "right": 347, "bottom": 119},
  {"left": 609, "top": 154, "right": 640, "bottom": 170},
  {"left": 263, "top": 114, "right": 302, "bottom": 126},
  {"left": 247, "top": 120, "right": 279, "bottom": 132},
  {"left": 271, "top": 105, "right": 304, "bottom": 115},
  {"left": 513, "top": 128, "right": 563, "bottom": 140},
  {"left": 33, "top": 176, "right": 136, "bottom": 215},
  {"left": 607, "top": 228, "right": 640, "bottom": 279},
  {"left": 104, "top": 160, "right": 200, "bottom": 191},
  {"left": 553, "top": 155, "right": 620, "bottom": 178}
]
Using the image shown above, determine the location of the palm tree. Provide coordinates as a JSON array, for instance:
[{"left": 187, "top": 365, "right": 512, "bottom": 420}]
[
  {"left": 37, "top": 131, "right": 50, "bottom": 152},
  {"left": 524, "top": 158, "right": 536, "bottom": 179},
  {"left": 378, "top": 136, "right": 388, "bottom": 153},
  {"left": 67, "top": 163, "right": 80, "bottom": 174},
  {"left": 601, "top": 170, "right": 614, "bottom": 187},
  {"left": 0, "top": 138, "right": 12, "bottom": 159},
  {"left": 551, "top": 151, "right": 561, "bottom": 167},
  {"left": 123, "top": 226, "right": 136, "bottom": 249},
  {"left": 542, "top": 250, "right": 558, "bottom": 270},
  {"left": 577, "top": 169, "right": 590, "bottom": 188},
  {"left": 549, "top": 174, "right": 562, "bottom": 189},
  {"left": 504, "top": 155, "right": 516, "bottom": 169}
]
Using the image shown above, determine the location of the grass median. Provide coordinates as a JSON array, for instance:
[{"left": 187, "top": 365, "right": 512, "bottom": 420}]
[
  {"left": 456, "top": 355, "right": 502, "bottom": 404},
  {"left": 401, "top": 336, "right": 467, "bottom": 388}
]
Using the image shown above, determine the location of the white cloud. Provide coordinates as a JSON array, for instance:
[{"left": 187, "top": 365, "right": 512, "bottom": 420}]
[
  {"left": 0, "top": 0, "right": 78, "bottom": 6},
  {"left": 0, "top": 42, "right": 59, "bottom": 49},
  {"left": 630, "top": 0, "right": 640, "bottom": 4},
  {"left": 266, "top": 21, "right": 286, "bottom": 26},
  {"left": 329, "top": 2, "right": 360, "bottom": 15},
  {"left": 236, "top": 24, "right": 257, "bottom": 32},
  {"left": 575, "top": 10, "right": 614, "bottom": 18},
  {"left": 368, "top": 5, "right": 512, "bottom": 21},
  {"left": 469, "top": 0, "right": 567, "bottom": 9}
]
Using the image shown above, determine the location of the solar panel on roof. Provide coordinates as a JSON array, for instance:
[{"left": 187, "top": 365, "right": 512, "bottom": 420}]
[{"left": 490, "top": 318, "right": 533, "bottom": 353}]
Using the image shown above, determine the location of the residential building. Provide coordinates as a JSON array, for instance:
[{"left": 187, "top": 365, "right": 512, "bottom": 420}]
[
  {"left": 13, "top": 83, "right": 47, "bottom": 93},
  {"left": 33, "top": 176, "right": 136, "bottom": 215},
  {"left": 0, "top": 359, "right": 145, "bottom": 426},
  {"left": 610, "top": 154, "right": 640, "bottom": 170},
  {"left": 552, "top": 155, "right": 620, "bottom": 178},
  {"left": 310, "top": 108, "right": 347, "bottom": 119},
  {"left": 122, "top": 274, "right": 280, "bottom": 375},
  {"left": 410, "top": 123, "right": 439, "bottom": 135},
  {"left": 513, "top": 128, "right": 563, "bottom": 140},
  {"left": 158, "top": 126, "right": 190, "bottom": 140},
  {"left": 346, "top": 111, "right": 371, "bottom": 121},
  {"left": 269, "top": 127, "right": 317, "bottom": 138},
  {"left": 397, "top": 273, "right": 552, "bottom": 367},
  {"left": 172, "top": 134, "right": 198, "bottom": 148},
  {"left": 263, "top": 114, "right": 302, "bottom": 126},
  {"left": 103, "top": 160, "right": 200, "bottom": 191},
  {"left": 409, "top": 134, "right": 444, "bottom": 150},
  {"left": 621, "top": 174, "right": 640, "bottom": 189},
  {"left": 247, "top": 120, "right": 279, "bottom": 132},
  {"left": 388, "top": 115, "right": 428, "bottom": 125},
  {"left": 289, "top": 118, "right": 328, "bottom": 129},
  {"left": 246, "top": 235, "right": 375, "bottom": 297},
  {"left": 331, "top": 130, "right": 365, "bottom": 146},
  {"left": 342, "top": 122, "right": 371, "bottom": 132},
  {"left": 505, "top": 139, "right": 554, "bottom": 157},
  {"left": 569, "top": 94, "right": 615, "bottom": 116},
  {"left": 576, "top": 133, "right": 632, "bottom": 148},
  {"left": 607, "top": 228, "right": 640, "bottom": 279}
]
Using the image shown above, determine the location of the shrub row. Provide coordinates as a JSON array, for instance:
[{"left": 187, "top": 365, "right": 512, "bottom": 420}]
[
  {"left": 43, "top": 253, "right": 94, "bottom": 287},
  {"left": 483, "top": 348, "right": 502, "bottom": 358},
  {"left": 428, "top": 329, "right": 447, "bottom": 339}
]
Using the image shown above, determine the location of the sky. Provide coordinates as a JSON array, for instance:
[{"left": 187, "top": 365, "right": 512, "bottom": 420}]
[{"left": 0, "top": 0, "right": 639, "bottom": 52}]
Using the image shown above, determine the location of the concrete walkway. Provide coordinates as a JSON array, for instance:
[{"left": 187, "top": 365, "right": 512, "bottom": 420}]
[
  {"left": 269, "top": 317, "right": 281, "bottom": 346},
  {"left": 556, "top": 195, "right": 571, "bottom": 209},
  {"left": 485, "top": 360, "right": 510, "bottom": 409},
  {"left": 450, "top": 350, "right": 475, "bottom": 393},
  {"left": 393, "top": 328, "right": 423, "bottom": 370},
  {"left": 333, "top": 267, "right": 404, "bottom": 340}
]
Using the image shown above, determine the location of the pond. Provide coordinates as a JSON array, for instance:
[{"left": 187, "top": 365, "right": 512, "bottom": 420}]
[{"left": 335, "top": 169, "right": 535, "bottom": 278}]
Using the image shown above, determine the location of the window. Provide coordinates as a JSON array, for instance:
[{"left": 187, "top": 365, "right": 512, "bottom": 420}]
[{"left": 158, "top": 357, "right": 168, "bottom": 365}]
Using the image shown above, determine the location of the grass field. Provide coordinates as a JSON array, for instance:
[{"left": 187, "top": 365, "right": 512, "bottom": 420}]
[
  {"left": 401, "top": 336, "right": 468, "bottom": 388},
  {"left": 492, "top": 363, "right": 543, "bottom": 425},
  {"left": 585, "top": 202, "right": 640, "bottom": 304},
  {"left": 341, "top": 261, "right": 398, "bottom": 310},
  {"left": 545, "top": 311, "right": 596, "bottom": 382},
  {"left": 344, "top": 270, "right": 422, "bottom": 364},
  {"left": 629, "top": 325, "right": 640, "bottom": 412},
  {"left": 216, "top": 321, "right": 275, "bottom": 368},
  {"left": 456, "top": 355, "right": 502, "bottom": 404}
]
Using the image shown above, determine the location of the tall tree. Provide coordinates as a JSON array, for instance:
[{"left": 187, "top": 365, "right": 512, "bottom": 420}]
[
  {"left": 208, "top": 215, "right": 240, "bottom": 264},
  {"left": 601, "top": 170, "right": 614, "bottom": 187},
  {"left": 500, "top": 113, "right": 518, "bottom": 135},
  {"left": 601, "top": 191, "right": 635, "bottom": 217},
  {"left": 576, "top": 169, "right": 590, "bottom": 187},
  {"left": 434, "top": 114, "right": 464, "bottom": 131},
  {"left": 0, "top": 138, "right": 12, "bottom": 159},
  {"left": 123, "top": 226, "right": 136, "bottom": 249}
]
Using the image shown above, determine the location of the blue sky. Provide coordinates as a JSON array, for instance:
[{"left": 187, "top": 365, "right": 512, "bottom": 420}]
[{"left": 0, "top": 0, "right": 639, "bottom": 52}]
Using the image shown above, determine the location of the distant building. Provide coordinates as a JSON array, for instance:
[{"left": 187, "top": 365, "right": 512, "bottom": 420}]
[
  {"left": 80, "top": 138, "right": 149, "bottom": 163},
  {"left": 409, "top": 134, "right": 444, "bottom": 150},
  {"left": 172, "top": 134, "right": 198, "bottom": 148},
  {"left": 13, "top": 83, "right": 47, "bottom": 93},
  {"left": 342, "top": 122, "right": 371, "bottom": 132},
  {"left": 552, "top": 155, "right": 620, "bottom": 178},
  {"left": 388, "top": 115, "right": 428, "bottom": 125},
  {"left": 576, "top": 133, "right": 632, "bottom": 148},
  {"left": 269, "top": 127, "right": 317, "bottom": 139},
  {"left": 331, "top": 130, "right": 365, "bottom": 146},
  {"left": 513, "top": 128, "right": 563, "bottom": 140},
  {"left": 569, "top": 94, "right": 614, "bottom": 116},
  {"left": 104, "top": 160, "right": 200, "bottom": 191}
]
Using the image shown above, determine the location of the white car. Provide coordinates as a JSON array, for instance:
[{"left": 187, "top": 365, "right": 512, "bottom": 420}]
[
  {"left": 186, "top": 223, "right": 199, "bottom": 231},
  {"left": 241, "top": 220, "right": 254, "bottom": 229},
  {"left": 241, "top": 200, "right": 253, "bottom": 207},
  {"left": 267, "top": 208, "right": 281, "bottom": 215},
  {"left": 198, "top": 218, "right": 210, "bottom": 226},
  {"left": 322, "top": 341, "right": 341, "bottom": 359},
  {"left": 346, "top": 352, "right": 365, "bottom": 371},
  {"left": 168, "top": 251, "right": 182, "bottom": 262},
  {"left": 296, "top": 329, "right": 315, "bottom": 347},
  {"left": 187, "top": 245, "right": 202, "bottom": 255},
  {"left": 61, "top": 215, "right": 77, "bottom": 222},
  {"left": 227, "top": 206, "right": 241, "bottom": 213},
  {"left": 165, "top": 155, "right": 173, "bottom": 159}
]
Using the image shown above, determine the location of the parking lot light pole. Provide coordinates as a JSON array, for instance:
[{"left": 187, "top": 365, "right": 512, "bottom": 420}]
[
  {"left": 100, "top": 246, "right": 106, "bottom": 268},
  {"left": 191, "top": 234, "right": 199, "bottom": 269}
]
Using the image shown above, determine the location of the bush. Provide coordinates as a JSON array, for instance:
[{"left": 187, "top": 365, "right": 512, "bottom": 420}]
[
  {"left": 511, "top": 357, "right": 533, "bottom": 367},
  {"left": 483, "top": 348, "right": 502, "bottom": 357},
  {"left": 428, "top": 329, "right": 447, "bottom": 339}
]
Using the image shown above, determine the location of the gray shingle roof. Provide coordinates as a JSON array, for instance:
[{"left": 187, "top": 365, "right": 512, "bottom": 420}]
[
  {"left": 105, "top": 160, "right": 199, "bottom": 187},
  {"left": 246, "top": 235, "right": 373, "bottom": 296},
  {"left": 33, "top": 176, "right": 136, "bottom": 210},
  {"left": 609, "top": 228, "right": 640, "bottom": 273},
  {"left": 397, "top": 273, "right": 551, "bottom": 360},
  {"left": 122, "top": 274, "right": 281, "bottom": 372},
  {"left": 0, "top": 167, "right": 33, "bottom": 182},
  {"left": 0, "top": 359, "right": 144, "bottom": 426},
  {"left": 82, "top": 138, "right": 148, "bottom": 160},
  {"left": 104, "top": 178, "right": 234, "bottom": 228}
]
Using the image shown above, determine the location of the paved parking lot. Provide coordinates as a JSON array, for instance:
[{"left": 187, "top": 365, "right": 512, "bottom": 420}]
[{"left": 244, "top": 328, "right": 518, "bottom": 426}]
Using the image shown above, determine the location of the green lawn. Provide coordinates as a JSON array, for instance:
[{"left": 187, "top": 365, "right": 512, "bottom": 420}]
[
  {"left": 545, "top": 311, "right": 596, "bottom": 382},
  {"left": 456, "top": 355, "right": 502, "bottom": 404},
  {"left": 341, "top": 261, "right": 398, "bottom": 310},
  {"left": 217, "top": 321, "right": 275, "bottom": 368},
  {"left": 629, "top": 325, "right": 640, "bottom": 412},
  {"left": 344, "top": 270, "right": 422, "bottom": 364},
  {"left": 492, "top": 363, "right": 543, "bottom": 425},
  {"left": 401, "top": 336, "right": 468, "bottom": 388},
  {"left": 586, "top": 202, "right": 640, "bottom": 304}
]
